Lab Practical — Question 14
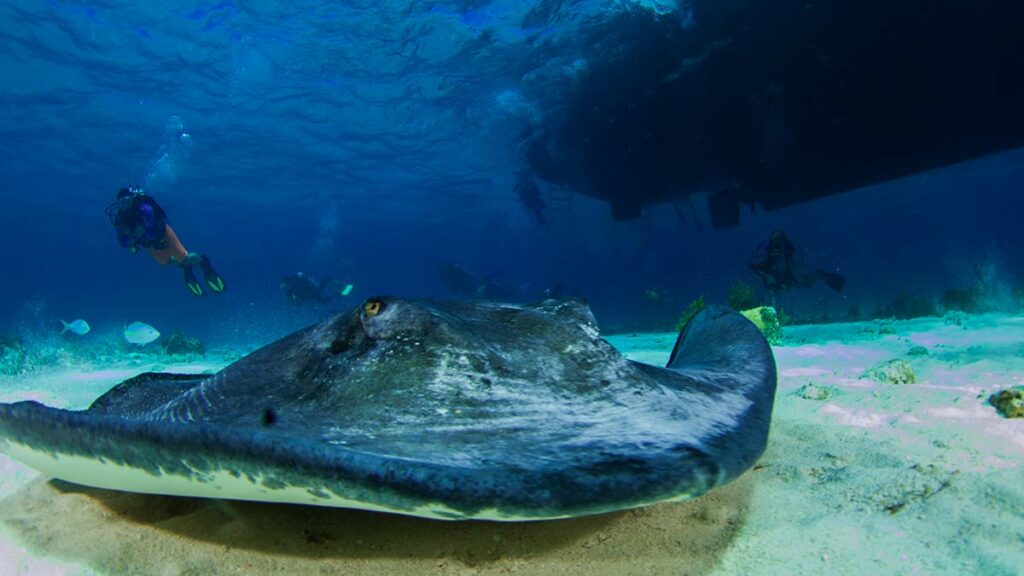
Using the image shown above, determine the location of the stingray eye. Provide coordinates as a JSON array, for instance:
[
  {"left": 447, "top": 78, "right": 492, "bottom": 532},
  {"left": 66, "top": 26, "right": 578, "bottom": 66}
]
[{"left": 364, "top": 299, "right": 384, "bottom": 317}]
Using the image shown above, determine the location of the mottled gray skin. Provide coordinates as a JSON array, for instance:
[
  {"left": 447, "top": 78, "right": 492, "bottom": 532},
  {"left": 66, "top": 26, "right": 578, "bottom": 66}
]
[{"left": 0, "top": 298, "right": 777, "bottom": 520}]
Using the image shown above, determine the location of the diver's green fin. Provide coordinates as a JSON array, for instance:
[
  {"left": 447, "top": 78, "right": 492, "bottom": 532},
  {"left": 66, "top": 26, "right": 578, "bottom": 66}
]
[
  {"left": 199, "top": 256, "right": 226, "bottom": 294},
  {"left": 183, "top": 267, "right": 204, "bottom": 297},
  {"left": 207, "top": 276, "right": 225, "bottom": 293}
]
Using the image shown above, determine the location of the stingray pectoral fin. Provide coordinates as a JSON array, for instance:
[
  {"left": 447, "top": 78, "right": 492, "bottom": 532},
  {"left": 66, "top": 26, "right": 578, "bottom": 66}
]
[
  {"left": 0, "top": 402, "right": 581, "bottom": 521},
  {"left": 87, "top": 372, "right": 210, "bottom": 417},
  {"left": 665, "top": 304, "right": 778, "bottom": 482},
  {"left": 0, "top": 402, "right": 450, "bottom": 519}
]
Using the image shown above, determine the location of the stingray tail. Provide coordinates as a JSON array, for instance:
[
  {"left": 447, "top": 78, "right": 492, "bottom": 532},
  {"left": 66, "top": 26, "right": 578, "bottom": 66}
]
[
  {"left": 666, "top": 305, "right": 778, "bottom": 479},
  {"left": 667, "top": 306, "right": 775, "bottom": 379}
]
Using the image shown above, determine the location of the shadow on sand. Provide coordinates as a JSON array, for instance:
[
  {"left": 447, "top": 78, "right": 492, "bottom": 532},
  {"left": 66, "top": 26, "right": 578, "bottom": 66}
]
[{"left": 0, "top": 471, "right": 761, "bottom": 575}]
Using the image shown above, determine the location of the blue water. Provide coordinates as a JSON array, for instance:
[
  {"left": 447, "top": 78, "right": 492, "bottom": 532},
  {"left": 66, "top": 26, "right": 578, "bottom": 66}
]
[{"left": 1, "top": 0, "right": 1022, "bottom": 348}]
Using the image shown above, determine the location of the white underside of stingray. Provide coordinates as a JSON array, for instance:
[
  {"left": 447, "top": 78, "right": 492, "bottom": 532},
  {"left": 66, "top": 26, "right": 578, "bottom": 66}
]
[{"left": 1, "top": 439, "right": 696, "bottom": 521}]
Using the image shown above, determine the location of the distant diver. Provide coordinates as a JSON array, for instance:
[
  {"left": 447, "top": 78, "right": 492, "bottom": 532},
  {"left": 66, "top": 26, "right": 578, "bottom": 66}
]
[
  {"left": 438, "top": 263, "right": 565, "bottom": 302},
  {"left": 515, "top": 172, "right": 546, "bottom": 225},
  {"left": 748, "top": 231, "right": 845, "bottom": 293},
  {"left": 106, "top": 186, "right": 226, "bottom": 297},
  {"left": 438, "top": 263, "right": 519, "bottom": 300},
  {"left": 281, "top": 272, "right": 339, "bottom": 306},
  {"left": 437, "top": 263, "right": 481, "bottom": 296}
]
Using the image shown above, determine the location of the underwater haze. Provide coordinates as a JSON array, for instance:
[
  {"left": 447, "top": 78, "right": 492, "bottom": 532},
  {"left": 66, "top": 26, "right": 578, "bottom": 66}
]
[
  {"left": 1, "top": 0, "right": 1022, "bottom": 344},
  {"left": 2, "top": 1, "right": 1024, "bottom": 575}
]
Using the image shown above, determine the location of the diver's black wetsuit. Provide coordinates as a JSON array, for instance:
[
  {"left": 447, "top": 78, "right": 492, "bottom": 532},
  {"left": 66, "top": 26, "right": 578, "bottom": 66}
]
[
  {"left": 107, "top": 193, "right": 168, "bottom": 251},
  {"left": 281, "top": 273, "right": 336, "bottom": 306},
  {"left": 749, "top": 231, "right": 845, "bottom": 293}
]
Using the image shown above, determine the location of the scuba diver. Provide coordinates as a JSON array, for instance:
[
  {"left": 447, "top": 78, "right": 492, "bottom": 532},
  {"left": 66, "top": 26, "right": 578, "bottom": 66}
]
[
  {"left": 280, "top": 272, "right": 339, "bottom": 306},
  {"left": 437, "top": 263, "right": 522, "bottom": 300},
  {"left": 106, "top": 186, "right": 226, "bottom": 297},
  {"left": 748, "top": 231, "right": 845, "bottom": 293},
  {"left": 437, "top": 263, "right": 567, "bottom": 302},
  {"left": 437, "top": 263, "right": 483, "bottom": 296}
]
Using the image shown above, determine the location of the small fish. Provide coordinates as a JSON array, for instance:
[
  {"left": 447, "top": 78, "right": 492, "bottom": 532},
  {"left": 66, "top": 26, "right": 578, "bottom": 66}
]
[
  {"left": 60, "top": 319, "right": 91, "bottom": 336},
  {"left": 124, "top": 321, "right": 160, "bottom": 345}
]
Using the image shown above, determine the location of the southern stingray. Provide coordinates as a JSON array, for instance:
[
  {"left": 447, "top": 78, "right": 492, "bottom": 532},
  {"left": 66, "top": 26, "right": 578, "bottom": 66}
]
[{"left": 0, "top": 298, "right": 776, "bottom": 521}]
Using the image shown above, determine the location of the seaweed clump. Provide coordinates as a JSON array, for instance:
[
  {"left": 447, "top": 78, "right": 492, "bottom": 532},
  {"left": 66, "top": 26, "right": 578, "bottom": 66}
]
[
  {"left": 889, "top": 291, "right": 939, "bottom": 320},
  {"left": 161, "top": 330, "right": 206, "bottom": 357},
  {"left": 941, "top": 288, "right": 982, "bottom": 313},
  {"left": 988, "top": 386, "right": 1024, "bottom": 418},
  {"left": 795, "top": 382, "right": 838, "bottom": 401},
  {"left": 728, "top": 280, "right": 758, "bottom": 311},
  {"left": 861, "top": 359, "right": 917, "bottom": 384},
  {"left": 675, "top": 295, "right": 706, "bottom": 331},
  {"left": 740, "top": 306, "right": 783, "bottom": 345},
  {"left": 0, "top": 335, "right": 27, "bottom": 375}
]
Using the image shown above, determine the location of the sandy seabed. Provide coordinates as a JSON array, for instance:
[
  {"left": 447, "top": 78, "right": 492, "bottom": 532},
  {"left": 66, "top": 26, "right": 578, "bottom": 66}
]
[{"left": 0, "top": 314, "right": 1022, "bottom": 576}]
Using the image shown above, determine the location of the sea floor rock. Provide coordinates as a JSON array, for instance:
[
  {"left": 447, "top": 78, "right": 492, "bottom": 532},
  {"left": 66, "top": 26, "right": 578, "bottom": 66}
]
[
  {"left": 861, "top": 359, "right": 917, "bottom": 384},
  {"left": 794, "top": 382, "right": 839, "bottom": 401},
  {"left": 161, "top": 331, "right": 206, "bottom": 356},
  {"left": 988, "top": 386, "right": 1024, "bottom": 418}
]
